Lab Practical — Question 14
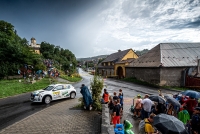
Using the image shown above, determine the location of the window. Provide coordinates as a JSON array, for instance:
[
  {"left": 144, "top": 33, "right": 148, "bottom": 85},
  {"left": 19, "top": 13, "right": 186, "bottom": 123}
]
[
  {"left": 55, "top": 85, "right": 63, "bottom": 90},
  {"left": 44, "top": 86, "right": 54, "bottom": 91},
  {"left": 67, "top": 85, "right": 70, "bottom": 89}
]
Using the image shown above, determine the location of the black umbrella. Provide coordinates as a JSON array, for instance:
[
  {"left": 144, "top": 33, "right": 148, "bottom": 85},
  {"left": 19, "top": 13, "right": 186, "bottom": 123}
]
[
  {"left": 164, "top": 95, "right": 181, "bottom": 107},
  {"left": 149, "top": 95, "right": 166, "bottom": 104},
  {"left": 153, "top": 114, "right": 188, "bottom": 134}
]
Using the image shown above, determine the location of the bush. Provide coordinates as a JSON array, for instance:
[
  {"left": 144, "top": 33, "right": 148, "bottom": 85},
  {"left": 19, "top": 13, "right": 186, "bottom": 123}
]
[{"left": 90, "top": 75, "right": 104, "bottom": 110}]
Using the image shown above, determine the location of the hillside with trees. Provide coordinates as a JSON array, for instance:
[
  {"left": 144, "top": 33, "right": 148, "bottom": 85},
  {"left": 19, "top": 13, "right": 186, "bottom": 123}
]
[
  {"left": 77, "top": 55, "right": 107, "bottom": 69},
  {"left": 0, "top": 20, "right": 77, "bottom": 79},
  {"left": 135, "top": 49, "right": 149, "bottom": 56}
]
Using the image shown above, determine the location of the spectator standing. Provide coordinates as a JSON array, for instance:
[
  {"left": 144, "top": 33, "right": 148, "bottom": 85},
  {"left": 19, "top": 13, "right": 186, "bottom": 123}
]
[
  {"left": 141, "top": 94, "right": 154, "bottom": 120},
  {"left": 178, "top": 106, "right": 190, "bottom": 125},
  {"left": 133, "top": 94, "right": 142, "bottom": 118},
  {"left": 144, "top": 113, "right": 159, "bottom": 134},
  {"left": 180, "top": 95, "right": 189, "bottom": 105},
  {"left": 118, "top": 92, "right": 123, "bottom": 110},
  {"left": 190, "top": 107, "right": 200, "bottom": 134},
  {"left": 157, "top": 102, "right": 166, "bottom": 114},
  {"left": 80, "top": 84, "right": 93, "bottom": 110},
  {"left": 102, "top": 89, "right": 109, "bottom": 104},
  {"left": 113, "top": 92, "right": 119, "bottom": 101},
  {"left": 108, "top": 96, "right": 114, "bottom": 125},
  {"left": 119, "top": 89, "right": 123, "bottom": 96},
  {"left": 185, "top": 97, "right": 198, "bottom": 118},
  {"left": 112, "top": 100, "right": 121, "bottom": 128},
  {"left": 117, "top": 96, "right": 123, "bottom": 118},
  {"left": 167, "top": 103, "right": 174, "bottom": 115}
]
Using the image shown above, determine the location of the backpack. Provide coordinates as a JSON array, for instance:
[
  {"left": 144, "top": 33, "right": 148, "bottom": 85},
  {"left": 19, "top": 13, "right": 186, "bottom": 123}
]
[
  {"left": 139, "top": 119, "right": 150, "bottom": 134},
  {"left": 130, "top": 105, "right": 134, "bottom": 113}
]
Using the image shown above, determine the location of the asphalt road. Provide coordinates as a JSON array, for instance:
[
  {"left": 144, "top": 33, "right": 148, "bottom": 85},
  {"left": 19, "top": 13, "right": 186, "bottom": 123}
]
[{"left": 0, "top": 68, "right": 179, "bottom": 132}]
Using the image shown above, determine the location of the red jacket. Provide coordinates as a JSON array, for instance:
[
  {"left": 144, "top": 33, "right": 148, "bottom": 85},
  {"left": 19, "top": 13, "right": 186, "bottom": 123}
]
[{"left": 103, "top": 93, "right": 109, "bottom": 103}]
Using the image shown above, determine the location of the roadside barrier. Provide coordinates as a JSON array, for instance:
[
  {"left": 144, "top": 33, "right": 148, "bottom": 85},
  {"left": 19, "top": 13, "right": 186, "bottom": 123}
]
[{"left": 101, "top": 104, "right": 114, "bottom": 134}]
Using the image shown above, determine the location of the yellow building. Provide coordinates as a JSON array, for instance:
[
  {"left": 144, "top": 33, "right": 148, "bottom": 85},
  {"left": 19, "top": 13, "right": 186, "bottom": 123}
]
[
  {"left": 97, "top": 49, "right": 138, "bottom": 78},
  {"left": 29, "top": 37, "right": 40, "bottom": 54}
]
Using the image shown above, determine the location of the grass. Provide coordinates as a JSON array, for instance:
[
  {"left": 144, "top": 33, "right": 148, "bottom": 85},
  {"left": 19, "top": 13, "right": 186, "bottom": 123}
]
[
  {"left": 122, "top": 77, "right": 189, "bottom": 91},
  {"left": 0, "top": 78, "right": 50, "bottom": 98},
  {"left": 0, "top": 73, "right": 82, "bottom": 99},
  {"left": 163, "top": 86, "right": 189, "bottom": 91},
  {"left": 60, "top": 74, "right": 82, "bottom": 82}
]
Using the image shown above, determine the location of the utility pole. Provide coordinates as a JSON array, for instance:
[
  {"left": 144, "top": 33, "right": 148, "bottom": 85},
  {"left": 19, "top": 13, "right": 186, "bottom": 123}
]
[{"left": 87, "top": 61, "right": 88, "bottom": 71}]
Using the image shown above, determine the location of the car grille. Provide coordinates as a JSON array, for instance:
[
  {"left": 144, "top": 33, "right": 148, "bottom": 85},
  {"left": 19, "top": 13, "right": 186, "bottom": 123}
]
[{"left": 31, "top": 93, "right": 35, "bottom": 99}]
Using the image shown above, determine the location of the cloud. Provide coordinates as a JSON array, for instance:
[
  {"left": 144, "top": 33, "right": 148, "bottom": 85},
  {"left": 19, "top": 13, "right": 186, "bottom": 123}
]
[
  {"left": 1, "top": 0, "right": 200, "bottom": 58},
  {"left": 82, "top": 0, "right": 200, "bottom": 58}
]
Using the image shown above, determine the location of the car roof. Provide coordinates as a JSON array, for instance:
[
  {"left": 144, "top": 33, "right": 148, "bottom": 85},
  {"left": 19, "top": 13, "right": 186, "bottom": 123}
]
[{"left": 49, "top": 84, "right": 72, "bottom": 87}]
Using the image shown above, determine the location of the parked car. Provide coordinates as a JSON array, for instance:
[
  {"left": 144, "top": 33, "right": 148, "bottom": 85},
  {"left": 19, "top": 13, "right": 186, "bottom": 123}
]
[{"left": 30, "top": 84, "right": 76, "bottom": 104}]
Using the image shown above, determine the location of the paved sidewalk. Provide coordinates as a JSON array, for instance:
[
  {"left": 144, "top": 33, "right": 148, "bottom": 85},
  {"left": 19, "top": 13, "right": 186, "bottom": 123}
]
[
  {"left": 121, "top": 97, "right": 140, "bottom": 134},
  {"left": 0, "top": 98, "right": 101, "bottom": 134}
]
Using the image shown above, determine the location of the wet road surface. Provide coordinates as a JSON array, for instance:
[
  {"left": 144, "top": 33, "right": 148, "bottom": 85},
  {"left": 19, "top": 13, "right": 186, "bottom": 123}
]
[{"left": 0, "top": 68, "right": 179, "bottom": 133}]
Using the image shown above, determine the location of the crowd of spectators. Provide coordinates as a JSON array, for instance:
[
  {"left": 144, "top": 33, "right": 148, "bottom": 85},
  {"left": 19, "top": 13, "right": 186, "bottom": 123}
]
[
  {"left": 101, "top": 88, "right": 200, "bottom": 134},
  {"left": 43, "top": 59, "right": 54, "bottom": 68},
  {"left": 102, "top": 89, "right": 124, "bottom": 128},
  {"left": 131, "top": 91, "right": 200, "bottom": 134}
]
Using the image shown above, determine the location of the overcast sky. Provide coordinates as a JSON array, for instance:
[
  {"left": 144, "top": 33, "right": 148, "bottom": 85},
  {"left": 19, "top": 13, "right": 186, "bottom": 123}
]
[{"left": 0, "top": 0, "right": 200, "bottom": 58}]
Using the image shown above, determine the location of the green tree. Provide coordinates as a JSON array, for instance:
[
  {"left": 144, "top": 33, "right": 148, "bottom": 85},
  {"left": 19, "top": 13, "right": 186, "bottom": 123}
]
[
  {"left": 39, "top": 41, "right": 77, "bottom": 73},
  {"left": 0, "top": 20, "right": 42, "bottom": 79}
]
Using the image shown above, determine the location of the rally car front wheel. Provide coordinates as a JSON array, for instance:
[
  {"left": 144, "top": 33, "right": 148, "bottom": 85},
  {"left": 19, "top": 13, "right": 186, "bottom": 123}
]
[
  {"left": 43, "top": 96, "right": 51, "bottom": 104},
  {"left": 70, "top": 92, "right": 76, "bottom": 99}
]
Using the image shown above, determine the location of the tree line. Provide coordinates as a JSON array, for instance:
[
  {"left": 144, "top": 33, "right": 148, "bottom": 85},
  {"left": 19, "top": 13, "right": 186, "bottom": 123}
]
[{"left": 0, "top": 20, "right": 77, "bottom": 79}]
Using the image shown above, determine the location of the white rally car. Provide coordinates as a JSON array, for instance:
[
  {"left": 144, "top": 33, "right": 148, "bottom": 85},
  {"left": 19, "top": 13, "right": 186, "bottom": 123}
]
[{"left": 30, "top": 84, "right": 76, "bottom": 104}]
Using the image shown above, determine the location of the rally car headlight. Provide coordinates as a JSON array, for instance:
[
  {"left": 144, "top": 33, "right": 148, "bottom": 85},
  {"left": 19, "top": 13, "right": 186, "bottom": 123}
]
[{"left": 38, "top": 93, "right": 42, "bottom": 97}]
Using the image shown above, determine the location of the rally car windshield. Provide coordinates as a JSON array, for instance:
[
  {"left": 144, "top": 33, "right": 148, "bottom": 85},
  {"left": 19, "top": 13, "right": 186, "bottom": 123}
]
[{"left": 43, "top": 86, "right": 54, "bottom": 91}]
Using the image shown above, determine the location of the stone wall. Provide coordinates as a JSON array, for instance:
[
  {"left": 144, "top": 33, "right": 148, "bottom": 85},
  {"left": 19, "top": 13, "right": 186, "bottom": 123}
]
[
  {"left": 125, "top": 67, "right": 186, "bottom": 86},
  {"left": 160, "top": 67, "right": 186, "bottom": 86},
  {"left": 125, "top": 67, "right": 160, "bottom": 85},
  {"left": 101, "top": 104, "right": 114, "bottom": 134}
]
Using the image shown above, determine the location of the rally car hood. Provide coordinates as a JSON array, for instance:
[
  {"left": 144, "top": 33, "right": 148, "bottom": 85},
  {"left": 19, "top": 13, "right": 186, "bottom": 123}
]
[{"left": 32, "top": 89, "right": 46, "bottom": 95}]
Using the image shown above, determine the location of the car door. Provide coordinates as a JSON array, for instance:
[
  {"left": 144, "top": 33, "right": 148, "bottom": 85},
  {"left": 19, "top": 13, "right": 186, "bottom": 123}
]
[
  {"left": 60, "top": 85, "right": 71, "bottom": 98},
  {"left": 52, "top": 85, "right": 63, "bottom": 100}
]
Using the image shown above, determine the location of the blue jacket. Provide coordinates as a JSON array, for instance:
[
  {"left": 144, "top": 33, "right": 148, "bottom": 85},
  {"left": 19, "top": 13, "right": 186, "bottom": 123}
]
[{"left": 80, "top": 86, "right": 93, "bottom": 107}]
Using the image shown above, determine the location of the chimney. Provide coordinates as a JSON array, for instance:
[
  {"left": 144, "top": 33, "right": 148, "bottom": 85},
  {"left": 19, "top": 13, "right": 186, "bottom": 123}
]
[{"left": 118, "top": 50, "right": 121, "bottom": 52}]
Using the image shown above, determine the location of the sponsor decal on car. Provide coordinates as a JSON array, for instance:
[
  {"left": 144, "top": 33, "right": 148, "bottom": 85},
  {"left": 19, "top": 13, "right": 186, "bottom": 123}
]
[{"left": 62, "top": 91, "right": 69, "bottom": 96}]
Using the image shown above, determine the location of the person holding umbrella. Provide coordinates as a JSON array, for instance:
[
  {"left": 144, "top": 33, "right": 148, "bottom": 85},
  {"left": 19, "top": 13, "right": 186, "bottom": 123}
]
[{"left": 144, "top": 113, "right": 159, "bottom": 134}]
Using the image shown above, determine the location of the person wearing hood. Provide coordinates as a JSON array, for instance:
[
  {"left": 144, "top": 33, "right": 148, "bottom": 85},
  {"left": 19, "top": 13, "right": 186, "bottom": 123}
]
[
  {"left": 80, "top": 84, "right": 93, "bottom": 110},
  {"left": 178, "top": 106, "right": 190, "bottom": 124}
]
